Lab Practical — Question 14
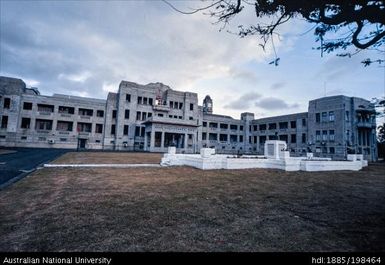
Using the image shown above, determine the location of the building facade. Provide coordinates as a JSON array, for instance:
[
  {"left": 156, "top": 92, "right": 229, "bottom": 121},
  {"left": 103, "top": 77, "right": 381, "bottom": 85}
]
[{"left": 0, "top": 76, "right": 378, "bottom": 161}]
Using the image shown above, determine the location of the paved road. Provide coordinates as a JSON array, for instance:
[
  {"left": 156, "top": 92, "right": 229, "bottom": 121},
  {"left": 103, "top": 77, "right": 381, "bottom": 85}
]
[{"left": 0, "top": 148, "right": 70, "bottom": 187}]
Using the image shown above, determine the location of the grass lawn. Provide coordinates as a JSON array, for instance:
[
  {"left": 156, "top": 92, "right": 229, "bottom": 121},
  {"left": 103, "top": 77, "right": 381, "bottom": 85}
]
[
  {"left": 51, "top": 152, "right": 162, "bottom": 164},
  {"left": 0, "top": 160, "right": 384, "bottom": 252}
]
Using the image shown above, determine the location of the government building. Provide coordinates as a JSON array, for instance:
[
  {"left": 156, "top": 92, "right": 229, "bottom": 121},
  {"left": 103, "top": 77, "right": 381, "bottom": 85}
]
[{"left": 0, "top": 76, "right": 378, "bottom": 161}]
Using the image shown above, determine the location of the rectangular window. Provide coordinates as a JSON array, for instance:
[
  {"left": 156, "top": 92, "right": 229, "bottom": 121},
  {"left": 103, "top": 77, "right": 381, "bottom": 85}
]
[
  {"left": 209, "top": 122, "right": 218, "bottom": 129},
  {"left": 143, "top": 97, "right": 148, "bottom": 105},
  {"left": 329, "top": 111, "right": 335, "bottom": 122},
  {"left": 179, "top": 103, "right": 183, "bottom": 109},
  {"left": 1, "top": 116, "right": 8, "bottom": 128},
  {"left": 220, "top": 123, "right": 228, "bottom": 130},
  {"left": 279, "top": 122, "right": 288, "bottom": 130},
  {"left": 329, "top": 147, "right": 335, "bottom": 154},
  {"left": 219, "top": 134, "right": 228, "bottom": 142},
  {"left": 58, "top": 106, "right": 75, "bottom": 114},
  {"left": 77, "top": 122, "right": 91, "bottom": 133},
  {"left": 169, "top": 101, "right": 174, "bottom": 108},
  {"left": 239, "top": 135, "right": 243, "bottom": 142},
  {"left": 230, "top": 124, "right": 237, "bottom": 130},
  {"left": 148, "top": 113, "right": 152, "bottom": 118},
  {"left": 259, "top": 135, "right": 266, "bottom": 144},
  {"left": 203, "top": 122, "right": 207, "bottom": 127},
  {"left": 189, "top": 117, "right": 193, "bottom": 120},
  {"left": 321, "top": 112, "right": 327, "bottom": 122},
  {"left": 23, "top": 102, "right": 33, "bottom": 110},
  {"left": 112, "top": 110, "right": 117, "bottom": 119},
  {"left": 123, "top": 125, "right": 129, "bottom": 135},
  {"left": 95, "top": 124, "right": 103, "bottom": 134},
  {"left": 142, "top": 112, "right": 147, "bottom": 120},
  {"left": 79, "top": 108, "right": 93, "bottom": 116},
  {"left": 316, "top": 113, "right": 320, "bottom": 123},
  {"left": 268, "top": 123, "right": 277, "bottom": 130},
  {"left": 322, "top": 130, "right": 328, "bottom": 141},
  {"left": 209, "top": 133, "right": 218, "bottom": 141},
  {"left": 135, "top": 126, "right": 141, "bottom": 137},
  {"left": 290, "top": 120, "right": 296, "bottom": 129},
  {"left": 56, "top": 121, "right": 73, "bottom": 132},
  {"left": 316, "top": 130, "right": 321, "bottom": 141},
  {"left": 291, "top": 134, "right": 296, "bottom": 143},
  {"left": 137, "top": 96, "right": 142, "bottom": 104},
  {"left": 253, "top": 125, "right": 258, "bottom": 131},
  {"left": 35, "top": 119, "right": 53, "bottom": 130},
  {"left": 126, "top": 94, "right": 131, "bottom": 102},
  {"left": 158, "top": 113, "right": 163, "bottom": 117},
  {"left": 253, "top": 136, "right": 257, "bottom": 143},
  {"left": 190, "top": 103, "right": 194, "bottom": 111},
  {"left": 259, "top": 124, "right": 266, "bottom": 131},
  {"left": 97, "top": 110, "right": 104, "bottom": 117},
  {"left": 125, "top": 109, "right": 130, "bottom": 119},
  {"left": 140, "top": 127, "right": 145, "bottom": 137},
  {"left": 136, "top": 111, "right": 141, "bottom": 120},
  {"left": 302, "top": 118, "right": 306, "bottom": 127},
  {"left": 302, "top": 133, "right": 306, "bottom": 144},
  {"left": 149, "top": 98, "right": 153, "bottom": 105},
  {"left": 345, "top": 111, "right": 350, "bottom": 122},
  {"left": 38, "top": 104, "right": 54, "bottom": 113},
  {"left": 240, "top": 126, "right": 244, "bottom": 131},
  {"left": 202, "top": 132, "right": 207, "bottom": 140},
  {"left": 329, "top": 130, "right": 335, "bottom": 141},
  {"left": 111, "top": 124, "right": 116, "bottom": 135},
  {"left": 21, "top": 118, "right": 31, "bottom": 129},
  {"left": 3, "top": 98, "right": 11, "bottom": 109}
]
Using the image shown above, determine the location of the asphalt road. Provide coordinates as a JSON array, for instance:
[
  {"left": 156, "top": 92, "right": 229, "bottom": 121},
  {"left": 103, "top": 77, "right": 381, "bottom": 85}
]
[{"left": 0, "top": 148, "right": 69, "bottom": 188}]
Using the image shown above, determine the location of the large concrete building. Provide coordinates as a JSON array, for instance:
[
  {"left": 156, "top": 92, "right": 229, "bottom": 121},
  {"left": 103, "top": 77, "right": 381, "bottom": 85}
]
[{"left": 0, "top": 76, "right": 378, "bottom": 161}]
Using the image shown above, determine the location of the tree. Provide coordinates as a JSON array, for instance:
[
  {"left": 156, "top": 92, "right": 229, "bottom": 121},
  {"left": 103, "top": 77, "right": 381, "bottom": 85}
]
[{"left": 164, "top": 0, "right": 385, "bottom": 65}]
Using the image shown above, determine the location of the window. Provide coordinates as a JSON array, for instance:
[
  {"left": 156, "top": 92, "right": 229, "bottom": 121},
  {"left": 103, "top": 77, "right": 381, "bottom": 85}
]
[
  {"left": 95, "top": 124, "right": 103, "bottom": 134},
  {"left": 125, "top": 109, "right": 130, "bottom": 119},
  {"left": 149, "top": 98, "right": 153, "bottom": 105},
  {"left": 345, "top": 111, "right": 350, "bottom": 122},
  {"left": 21, "top": 118, "right": 31, "bottom": 129},
  {"left": 135, "top": 126, "right": 141, "bottom": 137},
  {"left": 137, "top": 97, "right": 142, "bottom": 104},
  {"left": 158, "top": 113, "right": 164, "bottom": 117},
  {"left": 259, "top": 124, "right": 266, "bottom": 131},
  {"left": 290, "top": 121, "right": 296, "bottom": 129},
  {"left": 23, "top": 102, "right": 33, "bottom": 110},
  {"left": 209, "top": 133, "right": 217, "bottom": 141},
  {"left": 220, "top": 123, "right": 228, "bottom": 130},
  {"left": 209, "top": 122, "right": 218, "bottom": 129},
  {"left": 302, "top": 133, "right": 306, "bottom": 143},
  {"left": 123, "top": 125, "right": 129, "bottom": 135},
  {"left": 302, "top": 119, "right": 306, "bottom": 127},
  {"left": 35, "top": 119, "right": 53, "bottom": 130},
  {"left": 126, "top": 94, "right": 131, "bottom": 102},
  {"left": 143, "top": 97, "right": 148, "bottom": 105},
  {"left": 1, "top": 116, "right": 8, "bottom": 128},
  {"left": 253, "top": 136, "right": 257, "bottom": 143},
  {"left": 189, "top": 117, "right": 193, "bottom": 120},
  {"left": 219, "top": 134, "right": 228, "bottom": 142},
  {"left": 253, "top": 125, "right": 258, "bottom": 131},
  {"left": 148, "top": 113, "right": 152, "bottom": 118},
  {"left": 112, "top": 110, "right": 117, "bottom": 119},
  {"left": 202, "top": 132, "right": 207, "bottom": 140},
  {"left": 77, "top": 122, "right": 91, "bottom": 133},
  {"left": 111, "top": 125, "right": 116, "bottom": 135},
  {"left": 239, "top": 135, "right": 243, "bottom": 142},
  {"left": 60, "top": 138, "right": 67, "bottom": 142},
  {"left": 329, "top": 147, "right": 335, "bottom": 154},
  {"left": 240, "top": 126, "right": 244, "bottom": 131},
  {"left": 59, "top": 106, "right": 75, "bottom": 114},
  {"left": 316, "top": 113, "right": 320, "bottom": 123},
  {"left": 321, "top": 112, "right": 327, "bottom": 122},
  {"left": 230, "top": 124, "right": 237, "bottom": 130},
  {"left": 329, "top": 111, "right": 335, "bottom": 122},
  {"left": 322, "top": 130, "right": 328, "bottom": 141},
  {"left": 79, "top": 108, "right": 93, "bottom": 116},
  {"left": 56, "top": 121, "right": 73, "bottom": 131},
  {"left": 179, "top": 103, "right": 183, "bottom": 109},
  {"left": 279, "top": 122, "right": 288, "bottom": 129},
  {"left": 259, "top": 135, "right": 266, "bottom": 144},
  {"left": 142, "top": 112, "right": 147, "bottom": 120},
  {"left": 190, "top": 103, "right": 194, "bottom": 111},
  {"left": 97, "top": 110, "right": 104, "bottom": 117},
  {"left": 291, "top": 134, "right": 296, "bottom": 143},
  {"left": 203, "top": 122, "right": 207, "bottom": 127},
  {"left": 316, "top": 130, "right": 321, "bottom": 141},
  {"left": 4, "top": 98, "right": 11, "bottom": 109},
  {"left": 230, "top": 135, "right": 237, "bottom": 143},
  {"left": 38, "top": 104, "right": 54, "bottom": 113},
  {"left": 268, "top": 123, "right": 276, "bottom": 130},
  {"left": 329, "top": 130, "right": 335, "bottom": 141},
  {"left": 136, "top": 111, "right": 141, "bottom": 120}
]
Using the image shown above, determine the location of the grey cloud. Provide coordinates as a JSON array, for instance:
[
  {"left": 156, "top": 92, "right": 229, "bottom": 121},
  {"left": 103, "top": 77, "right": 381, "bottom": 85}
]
[
  {"left": 224, "top": 92, "right": 261, "bottom": 110},
  {"left": 254, "top": 97, "right": 299, "bottom": 110},
  {"left": 229, "top": 68, "right": 259, "bottom": 83},
  {"left": 270, "top": 82, "right": 286, "bottom": 90}
]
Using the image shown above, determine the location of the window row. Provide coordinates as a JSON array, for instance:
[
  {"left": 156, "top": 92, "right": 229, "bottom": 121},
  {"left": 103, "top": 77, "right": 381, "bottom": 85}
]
[
  {"left": 137, "top": 96, "right": 153, "bottom": 105},
  {"left": 253, "top": 120, "right": 298, "bottom": 131},
  {"left": 315, "top": 111, "right": 335, "bottom": 123},
  {"left": 136, "top": 111, "right": 152, "bottom": 121},
  {"left": 315, "top": 130, "right": 335, "bottom": 142},
  {"left": 203, "top": 122, "right": 243, "bottom": 131}
]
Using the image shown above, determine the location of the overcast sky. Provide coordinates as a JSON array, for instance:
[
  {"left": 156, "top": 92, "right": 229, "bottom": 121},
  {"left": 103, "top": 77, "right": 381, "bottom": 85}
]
[{"left": 1, "top": 0, "right": 384, "bottom": 119}]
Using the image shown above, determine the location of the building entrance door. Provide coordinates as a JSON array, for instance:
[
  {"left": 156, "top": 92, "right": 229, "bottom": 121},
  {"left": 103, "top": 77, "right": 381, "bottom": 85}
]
[{"left": 78, "top": 139, "right": 87, "bottom": 150}]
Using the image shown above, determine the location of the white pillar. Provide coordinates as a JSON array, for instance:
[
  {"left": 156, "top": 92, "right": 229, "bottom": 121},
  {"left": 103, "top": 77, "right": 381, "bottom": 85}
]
[
  {"left": 150, "top": 130, "right": 155, "bottom": 151},
  {"left": 161, "top": 131, "right": 165, "bottom": 149},
  {"left": 144, "top": 132, "right": 148, "bottom": 151}
]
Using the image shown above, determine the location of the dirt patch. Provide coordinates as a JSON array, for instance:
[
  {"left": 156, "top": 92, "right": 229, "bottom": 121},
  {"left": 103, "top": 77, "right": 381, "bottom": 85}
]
[
  {"left": 0, "top": 163, "right": 384, "bottom": 251},
  {"left": 51, "top": 152, "right": 162, "bottom": 164}
]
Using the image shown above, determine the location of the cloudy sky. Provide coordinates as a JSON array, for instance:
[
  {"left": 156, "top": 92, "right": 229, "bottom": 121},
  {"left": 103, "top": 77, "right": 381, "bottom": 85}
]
[{"left": 1, "top": 0, "right": 384, "bottom": 119}]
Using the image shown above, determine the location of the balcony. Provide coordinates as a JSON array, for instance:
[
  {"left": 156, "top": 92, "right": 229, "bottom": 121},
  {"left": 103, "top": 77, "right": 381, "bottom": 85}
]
[
  {"left": 357, "top": 122, "right": 375, "bottom": 129},
  {"left": 153, "top": 104, "right": 170, "bottom": 112}
]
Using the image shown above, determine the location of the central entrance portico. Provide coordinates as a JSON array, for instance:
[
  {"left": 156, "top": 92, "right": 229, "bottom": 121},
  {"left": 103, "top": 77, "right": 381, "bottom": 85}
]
[{"left": 143, "top": 117, "right": 199, "bottom": 153}]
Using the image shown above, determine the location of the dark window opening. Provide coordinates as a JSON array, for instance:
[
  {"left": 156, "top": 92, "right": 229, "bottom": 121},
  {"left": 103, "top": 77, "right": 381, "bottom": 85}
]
[
  {"left": 95, "top": 124, "right": 103, "bottom": 134},
  {"left": 125, "top": 109, "right": 130, "bottom": 119},
  {"left": 23, "top": 102, "right": 33, "bottom": 110},
  {"left": 21, "top": 118, "right": 31, "bottom": 129},
  {"left": 123, "top": 125, "right": 129, "bottom": 135},
  {"left": 97, "top": 110, "right": 104, "bottom": 117},
  {"left": 4, "top": 98, "right": 11, "bottom": 109},
  {"left": 59, "top": 106, "right": 75, "bottom": 114},
  {"left": 79, "top": 108, "right": 93, "bottom": 116}
]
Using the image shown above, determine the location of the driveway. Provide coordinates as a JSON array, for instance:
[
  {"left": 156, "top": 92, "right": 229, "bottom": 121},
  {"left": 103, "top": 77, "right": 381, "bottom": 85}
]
[{"left": 0, "top": 148, "right": 69, "bottom": 188}]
